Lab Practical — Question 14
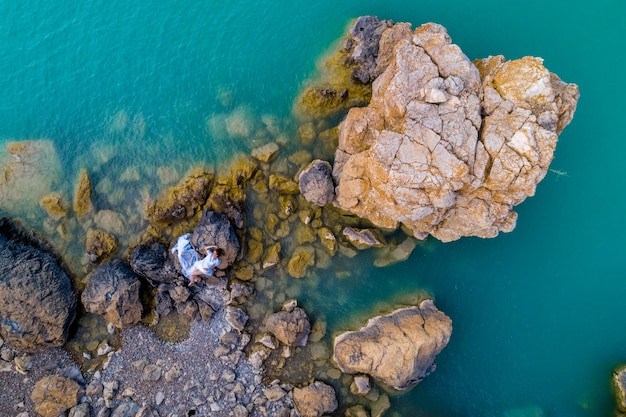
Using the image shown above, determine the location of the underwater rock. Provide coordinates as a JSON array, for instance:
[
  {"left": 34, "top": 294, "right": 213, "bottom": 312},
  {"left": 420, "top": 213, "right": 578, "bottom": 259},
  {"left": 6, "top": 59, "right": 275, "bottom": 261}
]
[
  {"left": 298, "top": 159, "right": 335, "bottom": 207},
  {"left": 73, "top": 168, "right": 94, "bottom": 217},
  {"left": 94, "top": 210, "right": 126, "bottom": 237},
  {"left": 86, "top": 228, "right": 119, "bottom": 264},
  {"left": 0, "top": 221, "right": 76, "bottom": 351},
  {"left": 286, "top": 246, "right": 315, "bottom": 278},
  {"left": 292, "top": 381, "right": 338, "bottom": 417},
  {"left": 0, "top": 140, "right": 62, "bottom": 216},
  {"left": 145, "top": 168, "right": 213, "bottom": 226},
  {"left": 333, "top": 299, "right": 452, "bottom": 390},
  {"left": 39, "top": 193, "right": 69, "bottom": 221},
  {"left": 613, "top": 364, "right": 626, "bottom": 413},
  {"left": 332, "top": 21, "right": 579, "bottom": 242},
  {"left": 269, "top": 174, "right": 300, "bottom": 195},
  {"left": 266, "top": 307, "right": 311, "bottom": 347},
  {"left": 190, "top": 210, "right": 241, "bottom": 269},
  {"left": 373, "top": 236, "right": 417, "bottom": 267},
  {"left": 251, "top": 142, "right": 280, "bottom": 163},
  {"left": 31, "top": 375, "right": 82, "bottom": 417},
  {"left": 297, "top": 87, "right": 349, "bottom": 120},
  {"left": 262, "top": 242, "right": 281, "bottom": 270},
  {"left": 81, "top": 260, "right": 142, "bottom": 329},
  {"left": 130, "top": 240, "right": 179, "bottom": 286},
  {"left": 342, "top": 227, "right": 385, "bottom": 249}
]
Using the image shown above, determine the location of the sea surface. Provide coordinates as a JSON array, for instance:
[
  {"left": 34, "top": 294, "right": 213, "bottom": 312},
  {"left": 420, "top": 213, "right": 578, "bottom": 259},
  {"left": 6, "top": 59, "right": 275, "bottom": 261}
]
[{"left": 1, "top": 1, "right": 625, "bottom": 416}]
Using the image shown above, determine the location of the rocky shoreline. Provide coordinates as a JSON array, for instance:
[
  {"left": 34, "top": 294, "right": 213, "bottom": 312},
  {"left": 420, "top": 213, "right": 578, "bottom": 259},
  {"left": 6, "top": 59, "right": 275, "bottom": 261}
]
[{"left": 0, "top": 15, "right": 581, "bottom": 417}]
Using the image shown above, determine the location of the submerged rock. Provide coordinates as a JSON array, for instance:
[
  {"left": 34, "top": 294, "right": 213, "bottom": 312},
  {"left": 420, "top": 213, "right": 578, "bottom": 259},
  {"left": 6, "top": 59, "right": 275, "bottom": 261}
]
[
  {"left": 73, "top": 168, "right": 94, "bottom": 217},
  {"left": 332, "top": 21, "right": 579, "bottom": 242},
  {"left": 333, "top": 299, "right": 452, "bottom": 390},
  {"left": 293, "top": 381, "right": 338, "bottom": 417},
  {"left": 0, "top": 140, "right": 62, "bottom": 216},
  {"left": 145, "top": 168, "right": 213, "bottom": 226},
  {"left": 0, "top": 220, "right": 76, "bottom": 351},
  {"left": 86, "top": 228, "right": 118, "bottom": 264},
  {"left": 342, "top": 227, "right": 385, "bottom": 249},
  {"left": 286, "top": 246, "right": 315, "bottom": 278},
  {"left": 81, "top": 260, "right": 142, "bottom": 329},
  {"left": 39, "top": 193, "right": 69, "bottom": 221},
  {"left": 298, "top": 159, "right": 335, "bottom": 207},
  {"left": 31, "top": 375, "right": 82, "bottom": 417},
  {"left": 266, "top": 307, "right": 311, "bottom": 347}
]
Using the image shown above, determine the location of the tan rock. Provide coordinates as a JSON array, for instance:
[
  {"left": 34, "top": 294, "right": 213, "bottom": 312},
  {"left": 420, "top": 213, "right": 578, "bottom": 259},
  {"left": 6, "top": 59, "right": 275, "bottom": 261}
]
[
  {"left": 31, "top": 375, "right": 82, "bottom": 417},
  {"left": 145, "top": 168, "right": 213, "bottom": 226},
  {"left": 266, "top": 307, "right": 311, "bottom": 347},
  {"left": 342, "top": 227, "right": 385, "bottom": 249},
  {"left": 293, "top": 381, "right": 338, "bottom": 417},
  {"left": 40, "top": 193, "right": 69, "bottom": 221},
  {"left": 94, "top": 210, "right": 126, "bottom": 236},
  {"left": 332, "top": 22, "right": 579, "bottom": 242},
  {"left": 262, "top": 242, "right": 281, "bottom": 270},
  {"left": 251, "top": 142, "right": 280, "bottom": 162},
  {"left": 86, "top": 229, "right": 118, "bottom": 264},
  {"left": 73, "top": 168, "right": 93, "bottom": 217},
  {"left": 269, "top": 174, "right": 300, "bottom": 195},
  {"left": 287, "top": 246, "right": 315, "bottom": 278},
  {"left": 333, "top": 299, "right": 452, "bottom": 390}
]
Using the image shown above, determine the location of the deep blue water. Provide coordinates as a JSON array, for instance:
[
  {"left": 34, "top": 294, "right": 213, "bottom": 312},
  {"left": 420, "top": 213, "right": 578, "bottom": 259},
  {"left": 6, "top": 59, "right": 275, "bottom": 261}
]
[{"left": 1, "top": 1, "right": 625, "bottom": 416}]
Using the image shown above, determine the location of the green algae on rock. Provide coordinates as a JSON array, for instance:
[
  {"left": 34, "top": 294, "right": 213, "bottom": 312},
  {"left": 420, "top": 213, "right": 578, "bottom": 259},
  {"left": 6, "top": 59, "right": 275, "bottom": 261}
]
[{"left": 73, "top": 168, "right": 94, "bottom": 217}]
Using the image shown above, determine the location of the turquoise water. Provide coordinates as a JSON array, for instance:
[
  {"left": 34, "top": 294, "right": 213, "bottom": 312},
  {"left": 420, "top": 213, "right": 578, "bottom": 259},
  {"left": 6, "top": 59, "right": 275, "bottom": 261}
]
[{"left": 1, "top": 1, "right": 625, "bottom": 416}]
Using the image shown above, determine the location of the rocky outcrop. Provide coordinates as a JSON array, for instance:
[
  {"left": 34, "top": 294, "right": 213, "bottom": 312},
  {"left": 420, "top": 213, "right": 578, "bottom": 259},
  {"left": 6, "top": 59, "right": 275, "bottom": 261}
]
[
  {"left": 145, "top": 168, "right": 213, "bottom": 226},
  {"left": 293, "top": 381, "right": 338, "bottom": 417},
  {"left": 342, "top": 16, "right": 394, "bottom": 84},
  {"left": 31, "top": 375, "right": 82, "bottom": 417},
  {"left": 333, "top": 299, "right": 452, "bottom": 390},
  {"left": 0, "top": 220, "right": 76, "bottom": 351},
  {"left": 299, "top": 159, "right": 335, "bottom": 206},
  {"left": 130, "top": 241, "right": 179, "bottom": 286},
  {"left": 332, "top": 21, "right": 579, "bottom": 242},
  {"left": 189, "top": 210, "right": 241, "bottom": 269},
  {"left": 81, "top": 260, "right": 142, "bottom": 329},
  {"left": 266, "top": 306, "right": 311, "bottom": 347}
]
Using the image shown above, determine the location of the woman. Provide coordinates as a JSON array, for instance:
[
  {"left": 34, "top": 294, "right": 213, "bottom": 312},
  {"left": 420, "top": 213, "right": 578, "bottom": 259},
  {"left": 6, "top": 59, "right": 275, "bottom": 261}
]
[{"left": 171, "top": 233, "right": 221, "bottom": 286}]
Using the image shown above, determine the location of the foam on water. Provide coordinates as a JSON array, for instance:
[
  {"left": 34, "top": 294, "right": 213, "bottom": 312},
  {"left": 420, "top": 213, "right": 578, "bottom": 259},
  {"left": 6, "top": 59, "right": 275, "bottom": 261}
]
[{"left": 1, "top": 1, "right": 625, "bottom": 416}]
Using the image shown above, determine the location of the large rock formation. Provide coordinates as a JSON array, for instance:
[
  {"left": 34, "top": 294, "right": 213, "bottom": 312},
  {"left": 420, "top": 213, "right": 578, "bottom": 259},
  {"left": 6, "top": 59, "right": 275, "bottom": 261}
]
[
  {"left": 81, "top": 260, "right": 142, "bottom": 329},
  {"left": 189, "top": 210, "right": 241, "bottom": 269},
  {"left": 333, "top": 299, "right": 452, "bottom": 390},
  {"left": 0, "top": 218, "right": 76, "bottom": 351},
  {"left": 332, "top": 20, "right": 579, "bottom": 242}
]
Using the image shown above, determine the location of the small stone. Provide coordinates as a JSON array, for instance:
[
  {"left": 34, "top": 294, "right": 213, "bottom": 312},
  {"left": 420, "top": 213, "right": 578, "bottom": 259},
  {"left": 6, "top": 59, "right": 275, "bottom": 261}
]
[
  {"left": 155, "top": 392, "right": 165, "bottom": 406},
  {"left": 262, "top": 243, "right": 281, "bottom": 270},
  {"left": 164, "top": 363, "right": 183, "bottom": 382},
  {"left": 233, "top": 404, "right": 248, "bottom": 417},
  {"left": 68, "top": 403, "right": 90, "bottom": 417},
  {"left": 282, "top": 299, "right": 297, "bottom": 313},
  {"left": 97, "top": 342, "right": 112, "bottom": 356},
  {"left": 14, "top": 355, "right": 33, "bottom": 374},
  {"left": 142, "top": 364, "right": 162, "bottom": 381},
  {"left": 309, "top": 320, "right": 326, "bottom": 343},
  {"left": 263, "top": 385, "right": 286, "bottom": 402},
  {"left": 132, "top": 359, "right": 147, "bottom": 371},
  {"left": 1, "top": 349, "right": 14, "bottom": 362},
  {"left": 121, "top": 387, "right": 135, "bottom": 397},
  {"left": 102, "top": 381, "right": 118, "bottom": 399},
  {"left": 350, "top": 375, "right": 371, "bottom": 395},
  {"left": 86, "top": 381, "right": 103, "bottom": 397},
  {"left": 327, "top": 368, "right": 342, "bottom": 380}
]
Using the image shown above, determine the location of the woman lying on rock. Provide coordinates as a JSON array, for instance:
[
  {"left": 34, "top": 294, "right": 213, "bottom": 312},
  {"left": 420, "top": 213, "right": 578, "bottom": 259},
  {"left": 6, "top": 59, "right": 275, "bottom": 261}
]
[{"left": 171, "top": 233, "right": 221, "bottom": 286}]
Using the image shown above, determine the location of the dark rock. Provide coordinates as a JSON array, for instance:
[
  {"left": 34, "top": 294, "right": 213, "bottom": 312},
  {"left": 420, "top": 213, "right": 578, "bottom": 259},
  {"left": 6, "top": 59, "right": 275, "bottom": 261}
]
[
  {"left": 190, "top": 210, "right": 241, "bottom": 269},
  {"left": 155, "top": 286, "right": 174, "bottom": 317},
  {"left": 130, "top": 241, "right": 178, "bottom": 286},
  {"left": 0, "top": 220, "right": 76, "bottom": 351},
  {"left": 266, "top": 307, "right": 311, "bottom": 347},
  {"left": 81, "top": 260, "right": 142, "bottom": 329},
  {"left": 342, "top": 16, "right": 394, "bottom": 84},
  {"left": 298, "top": 160, "right": 335, "bottom": 207}
]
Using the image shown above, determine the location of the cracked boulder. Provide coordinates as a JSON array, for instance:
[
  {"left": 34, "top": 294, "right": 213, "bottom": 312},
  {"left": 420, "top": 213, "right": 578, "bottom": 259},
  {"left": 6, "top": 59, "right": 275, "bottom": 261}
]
[
  {"left": 333, "top": 299, "right": 452, "bottom": 390},
  {"left": 332, "top": 21, "right": 579, "bottom": 242}
]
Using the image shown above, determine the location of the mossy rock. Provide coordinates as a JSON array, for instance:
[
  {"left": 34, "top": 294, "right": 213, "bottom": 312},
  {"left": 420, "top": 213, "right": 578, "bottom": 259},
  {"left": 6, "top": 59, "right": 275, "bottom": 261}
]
[
  {"left": 86, "top": 229, "right": 118, "bottom": 264},
  {"left": 614, "top": 364, "right": 626, "bottom": 413},
  {"left": 73, "top": 169, "right": 93, "bottom": 217},
  {"left": 262, "top": 242, "right": 281, "bottom": 270},
  {"left": 287, "top": 246, "right": 315, "bottom": 278},
  {"left": 40, "top": 193, "right": 69, "bottom": 221},
  {"left": 295, "top": 223, "right": 317, "bottom": 245},
  {"left": 269, "top": 174, "right": 300, "bottom": 195},
  {"left": 145, "top": 168, "right": 213, "bottom": 226},
  {"left": 317, "top": 227, "right": 337, "bottom": 256}
]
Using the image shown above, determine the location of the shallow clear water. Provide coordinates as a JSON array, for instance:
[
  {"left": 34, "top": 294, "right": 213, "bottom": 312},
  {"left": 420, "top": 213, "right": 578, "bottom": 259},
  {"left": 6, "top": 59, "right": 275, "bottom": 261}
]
[{"left": 1, "top": 1, "right": 625, "bottom": 416}]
